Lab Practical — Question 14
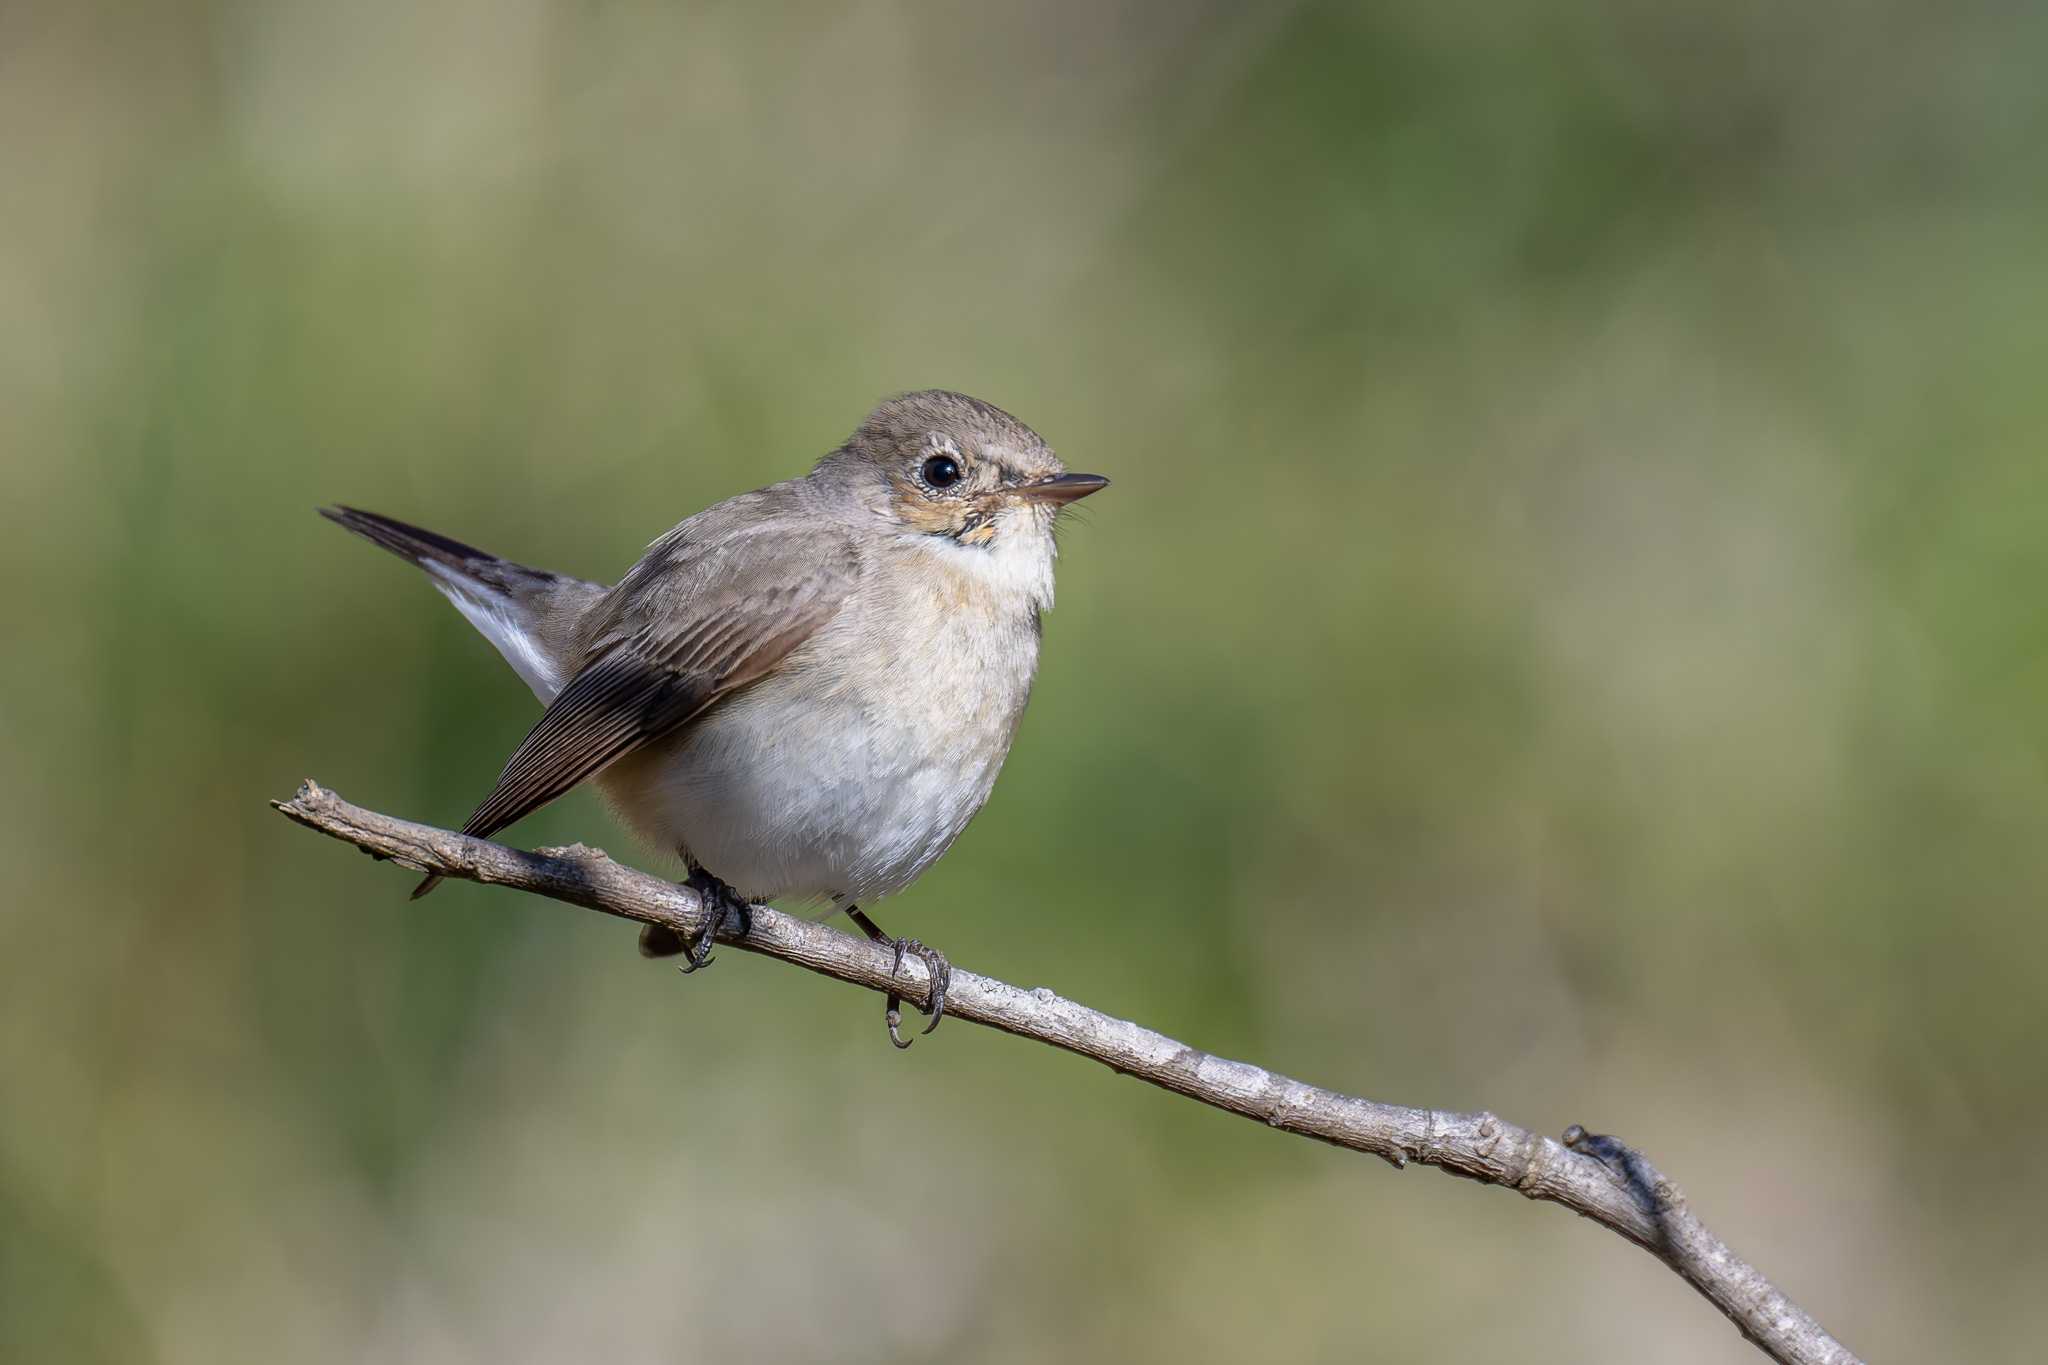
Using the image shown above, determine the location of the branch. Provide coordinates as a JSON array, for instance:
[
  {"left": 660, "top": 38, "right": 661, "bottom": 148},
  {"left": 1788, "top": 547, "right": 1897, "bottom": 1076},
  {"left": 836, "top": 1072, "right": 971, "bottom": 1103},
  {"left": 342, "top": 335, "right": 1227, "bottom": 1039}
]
[{"left": 275, "top": 780, "right": 1861, "bottom": 1365}]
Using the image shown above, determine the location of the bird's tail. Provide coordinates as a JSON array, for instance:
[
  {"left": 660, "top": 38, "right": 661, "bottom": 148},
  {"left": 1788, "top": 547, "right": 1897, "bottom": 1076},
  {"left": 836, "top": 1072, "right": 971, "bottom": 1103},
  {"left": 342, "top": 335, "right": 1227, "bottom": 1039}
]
[
  {"left": 319, "top": 505, "right": 604, "bottom": 898},
  {"left": 320, "top": 506, "right": 600, "bottom": 700},
  {"left": 321, "top": 505, "right": 521, "bottom": 580}
]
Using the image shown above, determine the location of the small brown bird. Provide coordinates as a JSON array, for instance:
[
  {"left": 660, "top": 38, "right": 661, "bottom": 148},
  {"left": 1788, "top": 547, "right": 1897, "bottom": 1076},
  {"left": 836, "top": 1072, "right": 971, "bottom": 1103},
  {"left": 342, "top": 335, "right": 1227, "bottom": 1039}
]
[{"left": 324, "top": 390, "right": 1106, "bottom": 1043}]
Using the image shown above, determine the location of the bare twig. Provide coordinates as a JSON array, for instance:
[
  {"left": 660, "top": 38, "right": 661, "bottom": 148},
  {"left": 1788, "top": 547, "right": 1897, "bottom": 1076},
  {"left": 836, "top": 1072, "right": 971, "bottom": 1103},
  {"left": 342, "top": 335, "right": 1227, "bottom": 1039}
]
[{"left": 275, "top": 780, "right": 1861, "bottom": 1365}]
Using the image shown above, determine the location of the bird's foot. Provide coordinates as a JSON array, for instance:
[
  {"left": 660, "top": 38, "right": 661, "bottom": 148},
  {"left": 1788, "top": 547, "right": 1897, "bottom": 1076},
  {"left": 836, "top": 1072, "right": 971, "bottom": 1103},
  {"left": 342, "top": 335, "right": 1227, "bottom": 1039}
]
[
  {"left": 639, "top": 866, "right": 752, "bottom": 970},
  {"left": 886, "top": 939, "right": 951, "bottom": 1048},
  {"left": 845, "top": 907, "right": 951, "bottom": 1048}
]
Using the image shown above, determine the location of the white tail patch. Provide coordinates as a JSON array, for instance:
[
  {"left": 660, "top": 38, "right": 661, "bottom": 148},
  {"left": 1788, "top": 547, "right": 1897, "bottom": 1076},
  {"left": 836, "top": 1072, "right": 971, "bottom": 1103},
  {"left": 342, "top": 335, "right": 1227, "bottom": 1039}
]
[{"left": 424, "top": 562, "right": 565, "bottom": 702}]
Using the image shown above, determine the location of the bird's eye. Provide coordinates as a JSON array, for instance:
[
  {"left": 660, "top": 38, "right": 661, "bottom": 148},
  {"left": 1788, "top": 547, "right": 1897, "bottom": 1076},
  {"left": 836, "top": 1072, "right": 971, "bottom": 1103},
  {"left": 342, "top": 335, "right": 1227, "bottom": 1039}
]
[{"left": 920, "top": 454, "right": 963, "bottom": 489}]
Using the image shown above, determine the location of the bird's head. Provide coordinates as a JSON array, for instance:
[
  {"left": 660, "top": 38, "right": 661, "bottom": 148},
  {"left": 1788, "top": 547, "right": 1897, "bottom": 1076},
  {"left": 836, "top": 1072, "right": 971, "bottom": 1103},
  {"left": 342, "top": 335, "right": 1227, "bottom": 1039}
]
[{"left": 824, "top": 391, "right": 1108, "bottom": 561}]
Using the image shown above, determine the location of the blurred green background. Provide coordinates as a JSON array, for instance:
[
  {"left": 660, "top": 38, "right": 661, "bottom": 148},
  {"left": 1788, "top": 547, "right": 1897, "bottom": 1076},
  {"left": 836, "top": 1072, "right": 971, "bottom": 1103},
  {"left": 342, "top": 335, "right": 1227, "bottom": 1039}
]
[{"left": 5, "top": 1, "right": 2045, "bottom": 1359}]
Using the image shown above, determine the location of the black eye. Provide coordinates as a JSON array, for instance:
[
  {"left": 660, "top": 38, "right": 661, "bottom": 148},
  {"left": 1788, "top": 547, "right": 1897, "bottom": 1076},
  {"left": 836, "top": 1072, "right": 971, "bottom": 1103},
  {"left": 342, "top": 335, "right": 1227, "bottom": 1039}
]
[{"left": 920, "top": 454, "right": 962, "bottom": 489}]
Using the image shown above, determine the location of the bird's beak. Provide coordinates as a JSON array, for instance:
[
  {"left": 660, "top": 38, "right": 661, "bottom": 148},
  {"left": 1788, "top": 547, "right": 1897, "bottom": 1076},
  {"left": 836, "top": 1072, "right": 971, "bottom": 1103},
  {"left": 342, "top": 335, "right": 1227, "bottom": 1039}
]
[{"left": 1013, "top": 472, "right": 1110, "bottom": 504}]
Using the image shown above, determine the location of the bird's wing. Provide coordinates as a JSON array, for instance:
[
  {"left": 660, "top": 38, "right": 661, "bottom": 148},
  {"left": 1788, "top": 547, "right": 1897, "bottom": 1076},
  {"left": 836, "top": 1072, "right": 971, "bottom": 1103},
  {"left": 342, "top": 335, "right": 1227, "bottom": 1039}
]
[{"left": 454, "top": 508, "right": 861, "bottom": 843}]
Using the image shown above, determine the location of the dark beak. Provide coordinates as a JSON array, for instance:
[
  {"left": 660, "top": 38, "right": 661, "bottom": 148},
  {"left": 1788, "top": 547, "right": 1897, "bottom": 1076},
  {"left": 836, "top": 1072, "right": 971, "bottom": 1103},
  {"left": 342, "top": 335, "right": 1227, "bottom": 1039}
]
[{"left": 1015, "top": 472, "right": 1110, "bottom": 504}]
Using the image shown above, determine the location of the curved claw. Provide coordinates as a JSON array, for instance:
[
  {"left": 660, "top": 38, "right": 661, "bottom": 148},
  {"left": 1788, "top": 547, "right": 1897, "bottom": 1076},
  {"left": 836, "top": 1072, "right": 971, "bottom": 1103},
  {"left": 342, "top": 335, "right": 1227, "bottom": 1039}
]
[
  {"left": 844, "top": 906, "right": 950, "bottom": 1048},
  {"left": 678, "top": 917, "right": 718, "bottom": 973},
  {"left": 888, "top": 938, "right": 952, "bottom": 1037},
  {"left": 885, "top": 995, "right": 914, "bottom": 1049},
  {"left": 671, "top": 867, "right": 752, "bottom": 974},
  {"left": 920, "top": 954, "right": 949, "bottom": 1035}
]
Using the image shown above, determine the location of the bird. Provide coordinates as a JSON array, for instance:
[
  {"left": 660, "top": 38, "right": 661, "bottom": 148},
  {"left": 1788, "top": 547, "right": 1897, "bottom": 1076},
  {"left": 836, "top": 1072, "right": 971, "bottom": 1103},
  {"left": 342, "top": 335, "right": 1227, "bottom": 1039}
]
[{"left": 322, "top": 390, "right": 1107, "bottom": 1044}]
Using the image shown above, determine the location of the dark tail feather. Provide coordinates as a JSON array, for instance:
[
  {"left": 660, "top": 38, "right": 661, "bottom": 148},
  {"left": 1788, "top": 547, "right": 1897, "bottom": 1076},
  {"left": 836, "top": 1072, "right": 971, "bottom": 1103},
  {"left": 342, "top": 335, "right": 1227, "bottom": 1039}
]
[
  {"left": 318, "top": 505, "right": 562, "bottom": 596},
  {"left": 639, "top": 923, "right": 687, "bottom": 957},
  {"left": 321, "top": 504, "right": 522, "bottom": 904},
  {"left": 319, "top": 505, "right": 497, "bottom": 570},
  {"left": 319, "top": 505, "right": 588, "bottom": 900}
]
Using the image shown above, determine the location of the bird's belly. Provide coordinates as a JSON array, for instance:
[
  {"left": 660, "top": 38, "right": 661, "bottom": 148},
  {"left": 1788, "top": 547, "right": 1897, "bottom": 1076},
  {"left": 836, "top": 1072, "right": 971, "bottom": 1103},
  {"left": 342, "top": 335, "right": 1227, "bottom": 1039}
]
[{"left": 595, "top": 671, "right": 1010, "bottom": 905}]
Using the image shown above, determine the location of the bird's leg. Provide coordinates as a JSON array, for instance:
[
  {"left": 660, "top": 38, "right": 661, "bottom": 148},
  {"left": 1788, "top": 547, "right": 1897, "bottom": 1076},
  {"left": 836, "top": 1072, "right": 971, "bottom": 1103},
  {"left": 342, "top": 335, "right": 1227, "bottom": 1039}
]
[
  {"left": 844, "top": 905, "right": 950, "bottom": 1048},
  {"left": 638, "top": 862, "right": 752, "bottom": 971}
]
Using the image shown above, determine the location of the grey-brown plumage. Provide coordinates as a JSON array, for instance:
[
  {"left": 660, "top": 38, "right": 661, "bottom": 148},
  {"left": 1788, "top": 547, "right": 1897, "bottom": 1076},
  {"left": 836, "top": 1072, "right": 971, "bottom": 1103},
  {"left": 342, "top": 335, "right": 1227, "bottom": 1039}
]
[{"left": 323, "top": 392, "right": 1106, "bottom": 1015}]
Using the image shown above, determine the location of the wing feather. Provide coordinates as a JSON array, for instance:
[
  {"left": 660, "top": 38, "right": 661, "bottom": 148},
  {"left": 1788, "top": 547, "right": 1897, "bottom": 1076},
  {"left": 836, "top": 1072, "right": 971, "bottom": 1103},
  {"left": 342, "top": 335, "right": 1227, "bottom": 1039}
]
[{"left": 450, "top": 515, "right": 859, "bottom": 845}]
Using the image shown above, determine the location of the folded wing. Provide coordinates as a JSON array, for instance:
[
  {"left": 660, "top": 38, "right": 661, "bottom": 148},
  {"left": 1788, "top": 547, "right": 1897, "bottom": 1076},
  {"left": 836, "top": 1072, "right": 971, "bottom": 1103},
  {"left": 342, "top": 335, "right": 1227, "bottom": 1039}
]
[{"left": 418, "top": 505, "right": 860, "bottom": 894}]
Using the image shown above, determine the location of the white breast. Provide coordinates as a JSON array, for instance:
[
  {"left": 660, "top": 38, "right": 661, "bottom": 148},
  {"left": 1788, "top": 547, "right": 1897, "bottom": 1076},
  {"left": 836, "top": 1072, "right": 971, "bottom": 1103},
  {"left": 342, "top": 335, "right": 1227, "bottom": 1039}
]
[{"left": 595, "top": 541, "right": 1044, "bottom": 906}]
